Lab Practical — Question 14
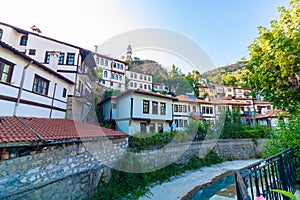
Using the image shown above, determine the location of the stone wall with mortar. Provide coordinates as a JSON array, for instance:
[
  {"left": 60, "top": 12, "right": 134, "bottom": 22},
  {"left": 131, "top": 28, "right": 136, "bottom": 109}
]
[
  {"left": 0, "top": 137, "right": 127, "bottom": 200},
  {"left": 132, "top": 139, "right": 265, "bottom": 171}
]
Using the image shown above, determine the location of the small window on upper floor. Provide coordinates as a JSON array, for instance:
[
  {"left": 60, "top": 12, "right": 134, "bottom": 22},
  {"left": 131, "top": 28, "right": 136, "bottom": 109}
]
[
  {"left": 105, "top": 60, "right": 108, "bottom": 66},
  {"left": 44, "top": 52, "right": 50, "bottom": 64},
  {"left": 29, "top": 49, "right": 36, "bottom": 55},
  {"left": 20, "top": 35, "right": 28, "bottom": 46},
  {"left": 58, "top": 53, "right": 65, "bottom": 65},
  {"left": 0, "top": 29, "right": 3, "bottom": 40},
  {"left": 66, "top": 53, "right": 75, "bottom": 65},
  {"left": 62, "top": 88, "right": 67, "bottom": 98},
  {"left": 100, "top": 58, "right": 104, "bottom": 65}
]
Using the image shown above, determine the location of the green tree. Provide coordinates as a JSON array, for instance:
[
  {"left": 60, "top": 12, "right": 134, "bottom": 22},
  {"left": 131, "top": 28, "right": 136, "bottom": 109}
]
[
  {"left": 245, "top": 0, "right": 300, "bottom": 112},
  {"left": 222, "top": 75, "right": 237, "bottom": 86}
]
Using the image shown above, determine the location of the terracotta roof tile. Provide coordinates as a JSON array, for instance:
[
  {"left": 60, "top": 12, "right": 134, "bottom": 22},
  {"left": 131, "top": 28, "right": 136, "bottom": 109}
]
[
  {"left": 255, "top": 110, "right": 288, "bottom": 119},
  {"left": 0, "top": 117, "right": 127, "bottom": 143},
  {"left": 0, "top": 117, "right": 38, "bottom": 143}
]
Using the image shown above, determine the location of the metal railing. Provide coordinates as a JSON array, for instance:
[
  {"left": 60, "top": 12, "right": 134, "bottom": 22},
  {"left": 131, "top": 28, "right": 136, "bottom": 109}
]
[{"left": 235, "top": 148, "right": 297, "bottom": 200}]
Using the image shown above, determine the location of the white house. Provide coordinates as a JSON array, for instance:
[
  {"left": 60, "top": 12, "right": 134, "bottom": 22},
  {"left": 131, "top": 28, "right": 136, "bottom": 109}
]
[
  {"left": 173, "top": 95, "right": 203, "bottom": 131},
  {"left": 0, "top": 41, "right": 73, "bottom": 118},
  {"left": 0, "top": 22, "right": 96, "bottom": 121},
  {"left": 99, "top": 90, "right": 174, "bottom": 135},
  {"left": 126, "top": 70, "right": 152, "bottom": 91},
  {"left": 94, "top": 52, "right": 127, "bottom": 92},
  {"left": 153, "top": 83, "right": 169, "bottom": 93},
  {"left": 256, "top": 110, "right": 288, "bottom": 128}
]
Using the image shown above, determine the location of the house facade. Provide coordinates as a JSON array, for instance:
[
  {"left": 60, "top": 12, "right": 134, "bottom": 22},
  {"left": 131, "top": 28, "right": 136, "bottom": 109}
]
[
  {"left": 126, "top": 70, "right": 152, "bottom": 91},
  {"left": 0, "top": 41, "right": 73, "bottom": 118},
  {"left": 0, "top": 22, "right": 96, "bottom": 121},
  {"left": 100, "top": 90, "right": 174, "bottom": 135},
  {"left": 94, "top": 52, "right": 127, "bottom": 92}
]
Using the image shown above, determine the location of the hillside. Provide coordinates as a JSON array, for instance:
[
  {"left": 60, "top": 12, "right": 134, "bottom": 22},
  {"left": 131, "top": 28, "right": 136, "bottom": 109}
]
[
  {"left": 201, "top": 61, "right": 248, "bottom": 85},
  {"left": 129, "top": 60, "right": 168, "bottom": 78}
]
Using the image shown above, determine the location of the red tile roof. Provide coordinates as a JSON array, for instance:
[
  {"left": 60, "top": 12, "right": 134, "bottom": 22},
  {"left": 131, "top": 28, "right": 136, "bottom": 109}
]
[
  {"left": 0, "top": 117, "right": 38, "bottom": 143},
  {"left": 0, "top": 117, "right": 127, "bottom": 143},
  {"left": 255, "top": 110, "right": 288, "bottom": 119}
]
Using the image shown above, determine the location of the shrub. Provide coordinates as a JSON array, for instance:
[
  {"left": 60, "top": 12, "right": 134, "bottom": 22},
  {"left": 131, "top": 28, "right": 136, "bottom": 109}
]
[
  {"left": 89, "top": 150, "right": 223, "bottom": 200},
  {"left": 263, "top": 116, "right": 300, "bottom": 184}
]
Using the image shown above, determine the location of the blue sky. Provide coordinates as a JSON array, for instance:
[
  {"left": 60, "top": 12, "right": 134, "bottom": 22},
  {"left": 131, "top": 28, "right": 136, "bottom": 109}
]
[{"left": 1, "top": 0, "right": 290, "bottom": 71}]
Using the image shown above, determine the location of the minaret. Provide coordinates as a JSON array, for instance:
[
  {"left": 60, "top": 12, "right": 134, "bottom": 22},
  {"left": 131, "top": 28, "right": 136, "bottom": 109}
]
[{"left": 126, "top": 44, "right": 132, "bottom": 62}]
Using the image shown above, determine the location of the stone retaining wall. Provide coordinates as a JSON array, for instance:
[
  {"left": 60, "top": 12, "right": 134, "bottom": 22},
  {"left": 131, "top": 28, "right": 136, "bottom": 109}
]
[
  {"left": 132, "top": 139, "right": 265, "bottom": 171},
  {"left": 0, "top": 137, "right": 127, "bottom": 200}
]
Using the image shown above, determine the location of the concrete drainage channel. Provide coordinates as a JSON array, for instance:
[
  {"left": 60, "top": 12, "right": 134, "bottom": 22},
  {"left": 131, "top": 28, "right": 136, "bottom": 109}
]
[{"left": 181, "top": 171, "right": 236, "bottom": 200}]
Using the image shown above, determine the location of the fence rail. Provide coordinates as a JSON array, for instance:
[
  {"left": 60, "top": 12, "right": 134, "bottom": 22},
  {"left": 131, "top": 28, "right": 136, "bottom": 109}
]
[{"left": 235, "top": 148, "right": 296, "bottom": 200}]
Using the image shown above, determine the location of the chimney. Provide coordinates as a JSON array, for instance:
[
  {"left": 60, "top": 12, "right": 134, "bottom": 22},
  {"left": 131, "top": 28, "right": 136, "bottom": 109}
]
[
  {"left": 48, "top": 51, "right": 60, "bottom": 71},
  {"left": 94, "top": 45, "right": 98, "bottom": 52},
  {"left": 30, "top": 25, "right": 42, "bottom": 34}
]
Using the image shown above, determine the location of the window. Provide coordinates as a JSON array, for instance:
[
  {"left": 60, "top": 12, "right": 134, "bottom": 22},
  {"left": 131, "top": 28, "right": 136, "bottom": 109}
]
[
  {"left": 143, "top": 100, "right": 149, "bottom": 114},
  {"left": 175, "top": 119, "right": 178, "bottom": 127},
  {"left": 111, "top": 73, "right": 115, "bottom": 79},
  {"left": 174, "top": 104, "right": 178, "bottom": 112},
  {"left": 179, "top": 119, "right": 183, "bottom": 127},
  {"left": 104, "top": 71, "right": 108, "bottom": 78},
  {"left": 160, "top": 103, "right": 166, "bottom": 115},
  {"left": 0, "top": 59, "right": 14, "bottom": 83},
  {"left": 192, "top": 106, "right": 196, "bottom": 112},
  {"left": 115, "top": 74, "right": 118, "bottom": 80},
  {"left": 134, "top": 74, "right": 137, "bottom": 79},
  {"left": 105, "top": 60, "right": 108, "bottom": 66},
  {"left": 66, "top": 53, "right": 75, "bottom": 65},
  {"left": 100, "top": 59, "right": 104, "bottom": 65},
  {"left": 44, "top": 52, "right": 50, "bottom": 64},
  {"left": 158, "top": 123, "right": 163, "bottom": 133},
  {"left": 96, "top": 57, "right": 99, "bottom": 64},
  {"left": 178, "top": 105, "right": 182, "bottom": 112},
  {"left": 130, "top": 73, "right": 133, "bottom": 78},
  {"left": 62, "top": 88, "right": 67, "bottom": 98},
  {"left": 152, "top": 101, "right": 158, "bottom": 114},
  {"left": 112, "top": 103, "right": 117, "bottom": 109},
  {"left": 139, "top": 84, "right": 142, "bottom": 89},
  {"left": 102, "top": 80, "right": 105, "bottom": 84},
  {"left": 134, "top": 83, "right": 137, "bottom": 88},
  {"left": 20, "top": 35, "right": 28, "bottom": 46},
  {"left": 148, "top": 85, "right": 151, "bottom": 90},
  {"left": 144, "top": 84, "right": 147, "bottom": 89},
  {"left": 58, "top": 53, "right": 65, "bottom": 65},
  {"left": 140, "top": 74, "right": 142, "bottom": 80},
  {"left": 149, "top": 123, "right": 155, "bottom": 132},
  {"left": 183, "top": 105, "right": 187, "bottom": 112},
  {"left": 29, "top": 49, "right": 36, "bottom": 55},
  {"left": 202, "top": 106, "right": 213, "bottom": 114},
  {"left": 148, "top": 77, "right": 151, "bottom": 82},
  {"left": 130, "top": 82, "right": 133, "bottom": 87},
  {"left": 140, "top": 123, "right": 147, "bottom": 133},
  {"left": 32, "top": 75, "right": 49, "bottom": 95},
  {"left": 183, "top": 120, "right": 188, "bottom": 127},
  {"left": 0, "top": 29, "right": 3, "bottom": 40},
  {"left": 144, "top": 75, "right": 147, "bottom": 80},
  {"left": 119, "top": 75, "right": 122, "bottom": 81},
  {"left": 110, "top": 82, "right": 113, "bottom": 86}
]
